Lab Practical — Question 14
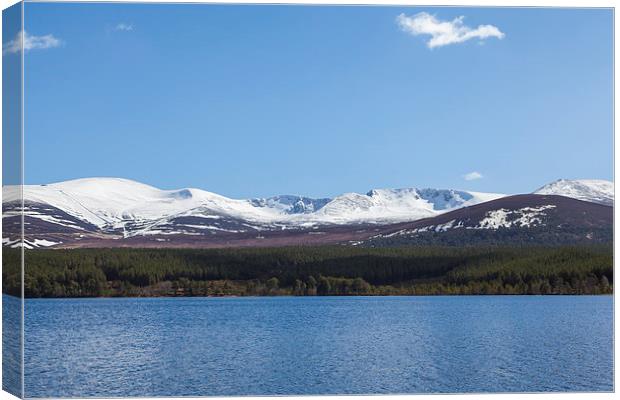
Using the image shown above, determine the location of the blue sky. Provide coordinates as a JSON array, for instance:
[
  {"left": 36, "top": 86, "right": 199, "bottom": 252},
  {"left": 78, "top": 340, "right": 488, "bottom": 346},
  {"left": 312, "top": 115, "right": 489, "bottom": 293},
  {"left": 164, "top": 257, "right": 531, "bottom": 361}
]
[
  {"left": 17, "top": 4, "right": 613, "bottom": 198},
  {"left": 2, "top": 2, "right": 21, "bottom": 185}
]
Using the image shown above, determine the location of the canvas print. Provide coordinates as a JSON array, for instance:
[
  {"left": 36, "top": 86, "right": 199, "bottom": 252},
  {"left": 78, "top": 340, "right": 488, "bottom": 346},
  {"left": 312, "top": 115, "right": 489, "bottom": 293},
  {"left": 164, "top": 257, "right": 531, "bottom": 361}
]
[{"left": 1, "top": 2, "right": 614, "bottom": 398}]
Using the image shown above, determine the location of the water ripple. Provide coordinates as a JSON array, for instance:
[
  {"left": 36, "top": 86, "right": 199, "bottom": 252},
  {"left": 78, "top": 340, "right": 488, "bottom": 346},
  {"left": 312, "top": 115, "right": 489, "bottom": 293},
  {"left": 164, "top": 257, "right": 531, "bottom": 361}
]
[{"left": 19, "top": 295, "right": 613, "bottom": 397}]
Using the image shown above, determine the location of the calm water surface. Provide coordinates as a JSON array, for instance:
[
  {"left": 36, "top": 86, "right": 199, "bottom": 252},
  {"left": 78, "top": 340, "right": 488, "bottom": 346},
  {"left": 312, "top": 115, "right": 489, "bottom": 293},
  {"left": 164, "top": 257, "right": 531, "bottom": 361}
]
[{"left": 19, "top": 295, "right": 613, "bottom": 397}]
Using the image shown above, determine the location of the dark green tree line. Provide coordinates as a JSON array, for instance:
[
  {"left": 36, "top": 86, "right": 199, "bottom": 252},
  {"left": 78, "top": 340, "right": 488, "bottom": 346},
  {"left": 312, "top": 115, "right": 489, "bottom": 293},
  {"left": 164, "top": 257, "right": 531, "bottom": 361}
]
[{"left": 1, "top": 245, "right": 612, "bottom": 298}]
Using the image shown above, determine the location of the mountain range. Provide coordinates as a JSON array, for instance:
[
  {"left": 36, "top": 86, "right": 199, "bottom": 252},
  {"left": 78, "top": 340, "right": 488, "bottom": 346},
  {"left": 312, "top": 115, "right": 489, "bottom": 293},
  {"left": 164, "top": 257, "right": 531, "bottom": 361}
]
[{"left": 2, "top": 178, "right": 613, "bottom": 249}]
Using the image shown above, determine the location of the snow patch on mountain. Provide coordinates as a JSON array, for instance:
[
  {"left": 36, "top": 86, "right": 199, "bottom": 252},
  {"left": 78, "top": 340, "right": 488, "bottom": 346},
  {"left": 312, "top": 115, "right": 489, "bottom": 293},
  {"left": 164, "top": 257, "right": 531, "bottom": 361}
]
[
  {"left": 377, "top": 203, "right": 557, "bottom": 239},
  {"left": 476, "top": 205, "right": 556, "bottom": 229},
  {"left": 2, "top": 237, "right": 61, "bottom": 249}
]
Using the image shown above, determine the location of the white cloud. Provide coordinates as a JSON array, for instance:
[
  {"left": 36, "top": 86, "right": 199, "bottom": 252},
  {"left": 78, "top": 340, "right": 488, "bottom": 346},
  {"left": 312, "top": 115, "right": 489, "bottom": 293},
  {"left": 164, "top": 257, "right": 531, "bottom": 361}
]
[
  {"left": 3, "top": 31, "right": 61, "bottom": 55},
  {"left": 396, "top": 12, "right": 504, "bottom": 49},
  {"left": 114, "top": 23, "right": 134, "bottom": 31},
  {"left": 464, "top": 171, "right": 483, "bottom": 181}
]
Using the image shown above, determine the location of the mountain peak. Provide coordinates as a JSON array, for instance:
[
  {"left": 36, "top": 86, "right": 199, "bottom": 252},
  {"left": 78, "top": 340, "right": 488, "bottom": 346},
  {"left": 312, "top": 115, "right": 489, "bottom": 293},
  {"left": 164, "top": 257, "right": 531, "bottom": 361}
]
[{"left": 534, "top": 179, "right": 613, "bottom": 206}]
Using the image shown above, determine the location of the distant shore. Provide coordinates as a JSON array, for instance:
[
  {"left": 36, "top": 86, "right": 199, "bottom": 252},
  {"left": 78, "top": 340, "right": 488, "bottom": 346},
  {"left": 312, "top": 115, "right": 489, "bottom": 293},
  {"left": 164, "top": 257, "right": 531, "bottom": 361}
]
[{"left": 3, "top": 245, "right": 612, "bottom": 298}]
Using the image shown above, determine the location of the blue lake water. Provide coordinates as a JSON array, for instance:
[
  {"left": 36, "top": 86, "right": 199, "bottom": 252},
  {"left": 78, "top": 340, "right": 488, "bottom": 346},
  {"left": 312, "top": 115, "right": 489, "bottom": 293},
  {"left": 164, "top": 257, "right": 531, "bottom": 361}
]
[{"left": 15, "top": 295, "right": 614, "bottom": 397}]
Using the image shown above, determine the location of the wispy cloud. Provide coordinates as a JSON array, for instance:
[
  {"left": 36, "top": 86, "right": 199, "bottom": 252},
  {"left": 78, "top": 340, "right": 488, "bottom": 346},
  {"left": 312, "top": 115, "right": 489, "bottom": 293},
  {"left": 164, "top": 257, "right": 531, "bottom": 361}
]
[
  {"left": 3, "top": 31, "right": 62, "bottom": 55},
  {"left": 396, "top": 12, "right": 505, "bottom": 49},
  {"left": 463, "top": 171, "right": 483, "bottom": 181},
  {"left": 114, "top": 23, "right": 134, "bottom": 32}
]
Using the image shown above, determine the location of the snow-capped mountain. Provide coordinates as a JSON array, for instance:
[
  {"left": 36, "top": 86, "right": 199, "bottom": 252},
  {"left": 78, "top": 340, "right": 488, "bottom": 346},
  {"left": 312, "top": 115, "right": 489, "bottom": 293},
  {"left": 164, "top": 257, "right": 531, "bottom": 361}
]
[
  {"left": 3, "top": 177, "right": 505, "bottom": 235},
  {"left": 310, "top": 188, "right": 503, "bottom": 224},
  {"left": 1, "top": 177, "right": 612, "bottom": 249},
  {"left": 534, "top": 179, "right": 613, "bottom": 206},
  {"left": 7, "top": 178, "right": 282, "bottom": 230}
]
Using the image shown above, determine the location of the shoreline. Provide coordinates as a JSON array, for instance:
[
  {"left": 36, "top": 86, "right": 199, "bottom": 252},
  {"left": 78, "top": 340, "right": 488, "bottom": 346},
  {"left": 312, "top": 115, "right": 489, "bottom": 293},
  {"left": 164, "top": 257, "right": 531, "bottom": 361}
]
[{"left": 4, "top": 293, "right": 614, "bottom": 300}]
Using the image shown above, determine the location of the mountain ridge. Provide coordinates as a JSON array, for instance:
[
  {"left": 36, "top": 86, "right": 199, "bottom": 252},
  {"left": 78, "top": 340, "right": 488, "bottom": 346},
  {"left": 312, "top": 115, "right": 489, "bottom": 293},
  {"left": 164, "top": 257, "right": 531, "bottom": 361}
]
[
  {"left": 362, "top": 194, "right": 612, "bottom": 247},
  {"left": 4, "top": 177, "right": 507, "bottom": 228},
  {"left": 2, "top": 177, "right": 613, "bottom": 248},
  {"left": 534, "top": 179, "right": 613, "bottom": 206}
]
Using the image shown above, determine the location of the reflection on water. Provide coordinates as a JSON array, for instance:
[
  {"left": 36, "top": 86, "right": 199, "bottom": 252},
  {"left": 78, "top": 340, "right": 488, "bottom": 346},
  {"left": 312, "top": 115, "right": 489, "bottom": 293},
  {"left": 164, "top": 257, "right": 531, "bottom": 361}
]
[{"left": 23, "top": 295, "right": 612, "bottom": 397}]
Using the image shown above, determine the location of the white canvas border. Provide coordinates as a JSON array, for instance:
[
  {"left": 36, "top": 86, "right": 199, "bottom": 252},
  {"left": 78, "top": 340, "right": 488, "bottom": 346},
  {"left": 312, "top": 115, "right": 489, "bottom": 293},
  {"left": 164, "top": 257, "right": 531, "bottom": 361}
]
[{"left": 0, "top": 1, "right": 616, "bottom": 400}]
